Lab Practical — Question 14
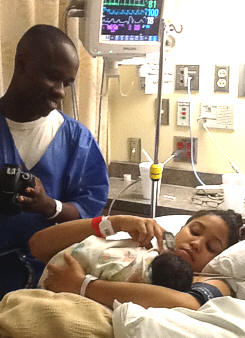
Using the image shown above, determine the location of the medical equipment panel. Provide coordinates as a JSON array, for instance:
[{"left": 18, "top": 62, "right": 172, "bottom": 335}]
[
  {"left": 200, "top": 103, "right": 234, "bottom": 130},
  {"left": 79, "top": 0, "right": 164, "bottom": 59},
  {"left": 173, "top": 136, "right": 198, "bottom": 163},
  {"left": 175, "top": 65, "right": 199, "bottom": 91},
  {"left": 177, "top": 99, "right": 190, "bottom": 127}
]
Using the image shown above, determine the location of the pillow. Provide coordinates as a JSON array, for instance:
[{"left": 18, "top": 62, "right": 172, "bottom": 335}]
[
  {"left": 154, "top": 214, "right": 190, "bottom": 235},
  {"left": 202, "top": 240, "right": 245, "bottom": 299}
]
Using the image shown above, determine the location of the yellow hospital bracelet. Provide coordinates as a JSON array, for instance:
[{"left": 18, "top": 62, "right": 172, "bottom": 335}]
[{"left": 80, "top": 274, "right": 98, "bottom": 297}]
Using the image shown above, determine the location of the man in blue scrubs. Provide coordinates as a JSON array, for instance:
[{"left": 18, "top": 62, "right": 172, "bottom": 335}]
[{"left": 0, "top": 24, "right": 109, "bottom": 298}]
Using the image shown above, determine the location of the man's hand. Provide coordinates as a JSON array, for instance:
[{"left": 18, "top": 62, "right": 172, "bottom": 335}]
[
  {"left": 17, "top": 177, "right": 56, "bottom": 216},
  {"left": 111, "top": 215, "right": 165, "bottom": 252},
  {"left": 43, "top": 253, "right": 85, "bottom": 294}
]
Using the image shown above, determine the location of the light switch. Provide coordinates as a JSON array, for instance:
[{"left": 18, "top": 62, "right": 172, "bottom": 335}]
[{"left": 128, "top": 138, "right": 141, "bottom": 163}]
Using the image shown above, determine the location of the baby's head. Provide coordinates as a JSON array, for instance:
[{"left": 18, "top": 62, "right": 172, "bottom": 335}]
[{"left": 151, "top": 251, "right": 193, "bottom": 292}]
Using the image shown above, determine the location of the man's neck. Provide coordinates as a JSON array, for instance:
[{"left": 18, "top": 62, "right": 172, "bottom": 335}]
[{"left": 0, "top": 96, "right": 40, "bottom": 122}]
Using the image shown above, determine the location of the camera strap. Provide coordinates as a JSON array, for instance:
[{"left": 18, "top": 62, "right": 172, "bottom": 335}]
[{"left": 0, "top": 248, "right": 20, "bottom": 257}]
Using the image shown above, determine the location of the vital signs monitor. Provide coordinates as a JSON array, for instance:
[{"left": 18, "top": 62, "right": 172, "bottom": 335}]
[{"left": 79, "top": 0, "right": 164, "bottom": 59}]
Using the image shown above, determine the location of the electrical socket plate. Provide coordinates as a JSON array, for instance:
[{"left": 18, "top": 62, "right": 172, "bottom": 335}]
[
  {"left": 175, "top": 65, "right": 200, "bottom": 91},
  {"left": 173, "top": 136, "right": 198, "bottom": 163},
  {"left": 214, "top": 65, "right": 229, "bottom": 92},
  {"left": 128, "top": 137, "right": 141, "bottom": 163}
]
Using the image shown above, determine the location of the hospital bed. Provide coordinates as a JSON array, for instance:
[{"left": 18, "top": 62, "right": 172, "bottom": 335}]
[
  {"left": 0, "top": 214, "right": 245, "bottom": 338},
  {"left": 113, "top": 215, "right": 245, "bottom": 337}
]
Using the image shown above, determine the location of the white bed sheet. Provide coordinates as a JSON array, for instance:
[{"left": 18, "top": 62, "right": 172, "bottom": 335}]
[{"left": 112, "top": 297, "right": 245, "bottom": 338}]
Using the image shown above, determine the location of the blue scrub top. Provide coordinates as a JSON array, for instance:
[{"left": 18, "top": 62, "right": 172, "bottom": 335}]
[{"left": 0, "top": 111, "right": 109, "bottom": 298}]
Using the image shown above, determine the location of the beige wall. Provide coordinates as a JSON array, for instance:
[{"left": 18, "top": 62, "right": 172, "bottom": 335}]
[{"left": 109, "top": 0, "right": 245, "bottom": 175}]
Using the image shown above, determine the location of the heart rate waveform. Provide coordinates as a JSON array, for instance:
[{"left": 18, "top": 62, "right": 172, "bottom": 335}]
[
  {"left": 103, "top": 15, "right": 146, "bottom": 25},
  {"left": 103, "top": 8, "right": 145, "bottom": 16},
  {"left": 104, "top": 8, "right": 160, "bottom": 16}
]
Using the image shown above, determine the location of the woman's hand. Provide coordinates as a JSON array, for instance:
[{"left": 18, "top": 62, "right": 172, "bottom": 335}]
[
  {"left": 43, "top": 253, "right": 85, "bottom": 294},
  {"left": 110, "top": 215, "right": 165, "bottom": 251}
]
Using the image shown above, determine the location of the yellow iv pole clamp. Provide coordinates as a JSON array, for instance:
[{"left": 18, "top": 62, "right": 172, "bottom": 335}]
[{"left": 150, "top": 164, "right": 162, "bottom": 181}]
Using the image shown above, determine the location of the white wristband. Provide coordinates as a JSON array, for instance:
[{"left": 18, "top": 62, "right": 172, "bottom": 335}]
[
  {"left": 99, "top": 216, "right": 115, "bottom": 237},
  {"left": 80, "top": 274, "right": 98, "bottom": 297},
  {"left": 47, "top": 199, "right": 62, "bottom": 219}
]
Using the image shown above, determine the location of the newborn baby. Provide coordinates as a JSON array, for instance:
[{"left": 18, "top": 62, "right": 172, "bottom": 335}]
[{"left": 39, "top": 235, "right": 193, "bottom": 292}]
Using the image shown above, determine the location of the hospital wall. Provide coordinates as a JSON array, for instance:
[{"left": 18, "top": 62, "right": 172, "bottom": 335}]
[{"left": 108, "top": 0, "right": 245, "bottom": 175}]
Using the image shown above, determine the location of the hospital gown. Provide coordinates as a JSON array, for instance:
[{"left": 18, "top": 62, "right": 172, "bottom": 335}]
[{"left": 0, "top": 112, "right": 109, "bottom": 298}]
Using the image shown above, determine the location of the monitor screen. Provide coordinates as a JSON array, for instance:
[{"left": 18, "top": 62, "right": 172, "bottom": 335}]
[
  {"left": 101, "top": 0, "right": 162, "bottom": 43},
  {"left": 79, "top": 0, "right": 164, "bottom": 59}
]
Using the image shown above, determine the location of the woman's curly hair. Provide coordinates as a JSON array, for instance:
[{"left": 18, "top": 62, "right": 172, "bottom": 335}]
[{"left": 185, "top": 209, "right": 243, "bottom": 247}]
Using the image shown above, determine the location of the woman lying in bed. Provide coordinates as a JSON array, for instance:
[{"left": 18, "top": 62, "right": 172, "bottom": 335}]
[{"left": 29, "top": 209, "right": 242, "bottom": 310}]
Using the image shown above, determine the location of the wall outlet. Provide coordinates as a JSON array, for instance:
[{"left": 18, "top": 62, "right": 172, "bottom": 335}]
[
  {"left": 214, "top": 65, "right": 229, "bottom": 92},
  {"left": 173, "top": 136, "right": 198, "bottom": 163},
  {"left": 175, "top": 65, "right": 200, "bottom": 91},
  {"left": 128, "top": 138, "right": 141, "bottom": 163}
]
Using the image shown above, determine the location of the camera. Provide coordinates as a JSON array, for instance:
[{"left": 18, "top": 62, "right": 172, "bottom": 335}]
[{"left": 0, "top": 164, "right": 35, "bottom": 215}]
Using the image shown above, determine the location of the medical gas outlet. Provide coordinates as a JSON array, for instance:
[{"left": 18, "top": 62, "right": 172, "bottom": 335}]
[{"left": 177, "top": 100, "right": 190, "bottom": 127}]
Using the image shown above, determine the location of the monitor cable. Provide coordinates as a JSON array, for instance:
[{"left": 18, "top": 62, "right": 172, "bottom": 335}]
[
  {"left": 64, "top": 4, "right": 84, "bottom": 121},
  {"left": 107, "top": 179, "right": 140, "bottom": 216}
]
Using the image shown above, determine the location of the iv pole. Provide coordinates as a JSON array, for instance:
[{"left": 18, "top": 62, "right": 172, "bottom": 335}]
[{"left": 150, "top": 18, "right": 166, "bottom": 218}]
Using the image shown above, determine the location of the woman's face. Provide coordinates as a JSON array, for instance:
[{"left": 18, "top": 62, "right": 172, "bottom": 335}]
[{"left": 175, "top": 214, "right": 229, "bottom": 272}]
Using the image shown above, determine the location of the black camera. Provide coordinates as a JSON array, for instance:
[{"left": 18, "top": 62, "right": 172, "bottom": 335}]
[{"left": 0, "top": 164, "right": 35, "bottom": 215}]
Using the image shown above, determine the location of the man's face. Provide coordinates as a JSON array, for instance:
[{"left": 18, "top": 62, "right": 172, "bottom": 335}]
[{"left": 18, "top": 42, "right": 79, "bottom": 119}]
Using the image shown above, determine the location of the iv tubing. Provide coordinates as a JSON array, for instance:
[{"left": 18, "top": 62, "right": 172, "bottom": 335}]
[
  {"left": 202, "top": 122, "right": 241, "bottom": 174},
  {"left": 64, "top": 8, "right": 79, "bottom": 121},
  {"left": 187, "top": 77, "right": 205, "bottom": 186},
  {"left": 107, "top": 179, "right": 140, "bottom": 216},
  {"left": 97, "top": 58, "right": 106, "bottom": 144}
]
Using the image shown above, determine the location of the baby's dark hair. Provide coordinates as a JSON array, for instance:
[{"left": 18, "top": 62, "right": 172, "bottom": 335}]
[
  {"left": 185, "top": 209, "right": 243, "bottom": 247},
  {"left": 151, "top": 252, "right": 193, "bottom": 292}
]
